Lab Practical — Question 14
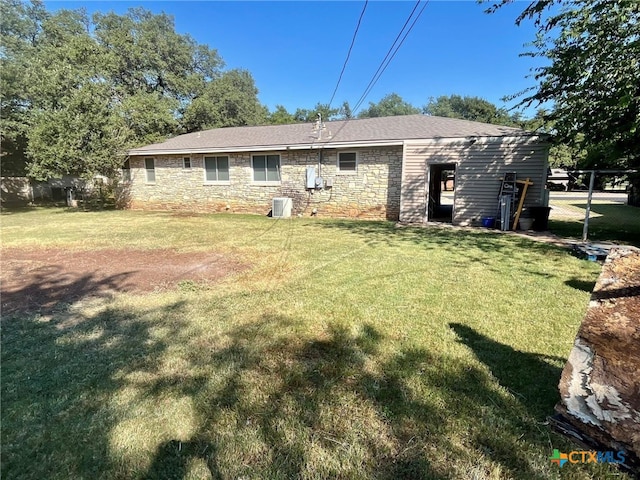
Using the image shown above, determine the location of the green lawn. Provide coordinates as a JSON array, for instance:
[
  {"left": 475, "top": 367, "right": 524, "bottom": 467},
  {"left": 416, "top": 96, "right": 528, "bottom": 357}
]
[
  {"left": 1, "top": 208, "right": 627, "bottom": 479},
  {"left": 549, "top": 201, "right": 640, "bottom": 247}
]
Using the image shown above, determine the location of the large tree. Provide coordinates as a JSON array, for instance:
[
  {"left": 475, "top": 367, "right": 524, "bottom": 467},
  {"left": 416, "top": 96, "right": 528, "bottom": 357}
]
[
  {"left": 0, "top": 0, "right": 47, "bottom": 175},
  {"left": 1, "top": 1, "right": 258, "bottom": 181},
  {"left": 488, "top": 0, "right": 640, "bottom": 203},
  {"left": 267, "top": 105, "right": 296, "bottom": 125},
  {"left": 357, "top": 93, "right": 420, "bottom": 118},
  {"left": 423, "top": 95, "right": 516, "bottom": 126},
  {"left": 182, "top": 69, "right": 267, "bottom": 132},
  {"left": 293, "top": 103, "right": 340, "bottom": 123}
]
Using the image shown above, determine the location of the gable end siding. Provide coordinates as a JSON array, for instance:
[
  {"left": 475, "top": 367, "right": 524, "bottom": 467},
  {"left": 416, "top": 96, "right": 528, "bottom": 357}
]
[{"left": 401, "top": 138, "right": 549, "bottom": 225}]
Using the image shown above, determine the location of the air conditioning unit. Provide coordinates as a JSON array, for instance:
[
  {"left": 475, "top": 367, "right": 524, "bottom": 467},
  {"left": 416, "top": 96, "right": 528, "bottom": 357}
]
[{"left": 272, "top": 197, "right": 292, "bottom": 218}]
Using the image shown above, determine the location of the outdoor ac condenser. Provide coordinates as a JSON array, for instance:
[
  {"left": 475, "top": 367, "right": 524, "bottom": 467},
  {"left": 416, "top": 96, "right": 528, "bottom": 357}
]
[{"left": 272, "top": 197, "right": 292, "bottom": 218}]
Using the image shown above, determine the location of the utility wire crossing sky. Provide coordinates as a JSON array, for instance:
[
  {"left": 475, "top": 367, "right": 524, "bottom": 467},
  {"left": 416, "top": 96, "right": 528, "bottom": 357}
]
[{"left": 46, "top": 1, "right": 545, "bottom": 116}]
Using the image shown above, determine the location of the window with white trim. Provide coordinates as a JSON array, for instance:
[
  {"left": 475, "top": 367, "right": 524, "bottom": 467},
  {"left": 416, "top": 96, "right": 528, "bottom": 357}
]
[
  {"left": 145, "top": 158, "right": 155, "bottom": 183},
  {"left": 183, "top": 157, "right": 191, "bottom": 169},
  {"left": 338, "top": 152, "right": 357, "bottom": 173},
  {"left": 204, "top": 156, "right": 229, "bottom": 182},
  {"left": 122, "top": 159, "right": 131, "bottom": 181},
  {"left": 252, "top": 154, "right": 280, "bottom": 182}
]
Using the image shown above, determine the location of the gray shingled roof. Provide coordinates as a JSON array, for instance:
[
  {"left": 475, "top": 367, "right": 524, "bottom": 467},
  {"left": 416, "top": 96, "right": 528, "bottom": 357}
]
[{"left": 128, "top": 114, "right": 529, "bottom": 155}]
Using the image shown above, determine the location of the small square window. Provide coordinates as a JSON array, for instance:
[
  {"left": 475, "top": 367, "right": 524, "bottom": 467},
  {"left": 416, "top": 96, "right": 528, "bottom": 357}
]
[
  {"left": 145, "top": 158, "right": 155, "bottom": 183},
  {"left": 204, "top": 156, "right": 229, "bottom": 182},
  {"left": 338, "top": 152, "right": 357, "bottom": 172},
  {"left": 183, "top": 157, "right": 191, "bottom": 169}
]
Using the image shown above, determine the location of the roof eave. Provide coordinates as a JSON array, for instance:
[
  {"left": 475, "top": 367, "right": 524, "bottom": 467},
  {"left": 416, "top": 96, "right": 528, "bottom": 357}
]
[{"left": 128, "top": 139, "right": 405, "bottom": 156}]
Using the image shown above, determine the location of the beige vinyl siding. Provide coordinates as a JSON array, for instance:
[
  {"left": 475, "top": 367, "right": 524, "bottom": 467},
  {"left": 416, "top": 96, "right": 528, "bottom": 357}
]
[{"left": 401, "top": 137, "right": 549, "bottom": 225}]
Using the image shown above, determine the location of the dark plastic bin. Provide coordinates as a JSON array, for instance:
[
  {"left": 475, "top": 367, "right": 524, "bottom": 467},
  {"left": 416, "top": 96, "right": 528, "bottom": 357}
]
[{"left": 530, "top": 206, "right": 551, "bottom": 231}]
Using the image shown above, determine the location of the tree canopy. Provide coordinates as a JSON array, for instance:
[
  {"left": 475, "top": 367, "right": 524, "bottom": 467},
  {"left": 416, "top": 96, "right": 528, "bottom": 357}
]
[
  {"left": 357, "top": 93, "right": 420, "bottom": 118},
  {"left": 182, "top": 69, "right": 267, "bottom": 132},
  {"left": 0, "top": 1, "right": 260, "bottom": 180},
  {"left": 423, "top": 95, "right": 516, "bottom": 126},
  {"left": 487, "top": 0, "right": 640, "bottom": 200}
]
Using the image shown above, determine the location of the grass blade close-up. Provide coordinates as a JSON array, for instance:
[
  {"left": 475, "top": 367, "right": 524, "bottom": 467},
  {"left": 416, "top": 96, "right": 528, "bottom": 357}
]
[{"left": 1, "top": 206, "right": 636, "bottom": 479}]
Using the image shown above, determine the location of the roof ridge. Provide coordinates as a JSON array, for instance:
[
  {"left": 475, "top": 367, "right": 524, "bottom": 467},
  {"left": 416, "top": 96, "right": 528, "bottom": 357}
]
[{"left": 129, "top": 113, "right": 533, "bottom": 155}]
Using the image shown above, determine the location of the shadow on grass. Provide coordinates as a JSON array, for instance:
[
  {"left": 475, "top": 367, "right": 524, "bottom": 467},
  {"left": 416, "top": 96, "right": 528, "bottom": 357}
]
[
  {"left": 565, "top": 278, "right": 597, "bottom": 293},
  {"left": 549, "top": 203, "right": 640, "bottom": 247},
  {"left": 4, "top": 306, "right": 621, "bottom": 479},
  {"left": 313, "top": 219, "right": 570, "bottom": 277},
  {"left": 0, "top": 205, "right": 39, "bottom": 214},
  {"left": 1, "top": 264, "right": 135, "bottom": 314},
  {"left": 141, "top": 316, "right": 574, "bottom": 480},
  {"left": 449, "top": 323, "right": 565, "bottom": 420},
  {"left": 1, "top": 301, "right": 188, "bottom": 479}
]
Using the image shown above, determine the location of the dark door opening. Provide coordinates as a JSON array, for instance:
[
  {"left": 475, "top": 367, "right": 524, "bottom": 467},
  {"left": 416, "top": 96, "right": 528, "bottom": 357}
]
[{"left": 427, "top": 163, "right": 456, "bottom": 223}]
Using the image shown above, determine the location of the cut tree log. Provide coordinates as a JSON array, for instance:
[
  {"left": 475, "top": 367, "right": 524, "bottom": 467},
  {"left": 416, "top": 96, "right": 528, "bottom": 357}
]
[{"left": 554, "top": 248, "right": 640, "bottom": 474}]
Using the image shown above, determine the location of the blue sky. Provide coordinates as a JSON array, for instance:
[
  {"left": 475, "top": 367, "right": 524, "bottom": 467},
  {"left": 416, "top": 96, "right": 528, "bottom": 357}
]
[{"left": 45, "top": 1, "right": 546, "bottom": 117}]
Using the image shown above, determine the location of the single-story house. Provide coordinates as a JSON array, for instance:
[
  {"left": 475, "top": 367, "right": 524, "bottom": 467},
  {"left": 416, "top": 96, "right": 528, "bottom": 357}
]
[{"left": 126, "top": 114, "right": 550, "bottom": 226}]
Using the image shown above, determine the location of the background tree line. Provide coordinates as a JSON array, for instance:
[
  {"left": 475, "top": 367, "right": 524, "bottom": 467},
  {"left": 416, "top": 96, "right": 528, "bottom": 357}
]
[{"left": 2, "top": 0, "right": 638, "bottom": 203}]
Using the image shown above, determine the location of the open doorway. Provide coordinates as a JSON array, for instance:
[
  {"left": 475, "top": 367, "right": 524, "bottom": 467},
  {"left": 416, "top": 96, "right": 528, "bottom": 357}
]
[{"left": 427, "top": 163, "right": 456, "bottom": 223}]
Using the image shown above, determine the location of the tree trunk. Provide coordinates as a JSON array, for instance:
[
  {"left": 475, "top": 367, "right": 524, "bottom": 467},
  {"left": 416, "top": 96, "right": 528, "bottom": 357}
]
[{"left": 628, "top": 174, "right": 640, "bottom": 207}]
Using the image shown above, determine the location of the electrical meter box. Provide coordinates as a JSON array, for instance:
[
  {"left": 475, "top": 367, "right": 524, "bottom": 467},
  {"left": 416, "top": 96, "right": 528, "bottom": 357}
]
[
  {"left": 306, "top": 167, "right": 316, "bottom": 189},
  {"left": 315, "top": 177, "right": 323, "bottom": 189}
]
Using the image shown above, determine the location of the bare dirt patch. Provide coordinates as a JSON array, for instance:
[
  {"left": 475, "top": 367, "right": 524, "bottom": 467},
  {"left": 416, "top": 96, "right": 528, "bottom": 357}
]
[{"left": 1, "top": 248, "right": 247, "bottom": 314}]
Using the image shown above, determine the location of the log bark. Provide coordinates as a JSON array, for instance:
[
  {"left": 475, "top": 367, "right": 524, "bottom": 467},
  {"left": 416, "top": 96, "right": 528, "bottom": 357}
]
[{"left": 555, "top": 248, "right": 640, "bottom": 471}]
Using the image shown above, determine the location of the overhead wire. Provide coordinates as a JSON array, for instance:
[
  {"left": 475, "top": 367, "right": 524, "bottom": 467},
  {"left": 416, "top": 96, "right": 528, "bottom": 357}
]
[
  {"left": 304, "top": 1, "right": 369, "bottom": 203},
  {"left": 329, "top": 0, "right": 430, "bottom": 141},
  {"left": 305, "top": 0, "right": 429, "bottom": 214},
  {"left": 327, "top": 0, "right": 369, "bottom": 110},
  {"left": 351, "top": 0, "right": 423, "bottom": 113}
]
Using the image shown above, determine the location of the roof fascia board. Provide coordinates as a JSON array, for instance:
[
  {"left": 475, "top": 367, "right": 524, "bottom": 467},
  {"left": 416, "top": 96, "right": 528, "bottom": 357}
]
[
  {"left": 128, "top": 140, "right": 404, "bottom": 156},
  {"left": 403, "top": 135, "right": 546, "bottom": 146}
]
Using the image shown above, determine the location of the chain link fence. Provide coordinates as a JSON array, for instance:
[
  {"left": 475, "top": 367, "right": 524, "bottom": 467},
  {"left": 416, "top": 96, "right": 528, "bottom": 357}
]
[{"left": 549, "top": 192, "right": 627, "bottom": 222}]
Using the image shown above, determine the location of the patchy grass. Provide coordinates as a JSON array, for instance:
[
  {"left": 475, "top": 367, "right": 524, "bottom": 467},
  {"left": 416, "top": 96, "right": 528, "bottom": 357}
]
[
  {"left": 1, "top": 207, "right": 628, "bottom": 479},
  {"left": 549, "top": 201, "right": 640, "bottom": 247}
]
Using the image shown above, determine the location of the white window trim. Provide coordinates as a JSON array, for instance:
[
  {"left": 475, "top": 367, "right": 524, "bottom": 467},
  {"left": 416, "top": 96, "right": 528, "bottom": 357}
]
[
  {"left": 337, "top": 151, "right": 358, "bottom": 175},
  {"left": 203, "top": 155, "right": 230, "bottom": 185},
  {"left": 144, "top": 157, "right": 156, "bottom": 184},
  {"left": 182, "top": 156, "right": 192, "bottom": 170},
  {"left": 122, "top": 159, "right": 131, "bottom": 182},
  {"left": 251, "top": 153, "right": 281, "bottom": 185}
]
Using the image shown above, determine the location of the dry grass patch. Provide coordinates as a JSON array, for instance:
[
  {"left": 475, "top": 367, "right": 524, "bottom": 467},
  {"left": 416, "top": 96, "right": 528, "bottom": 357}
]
[{"left": 1, "top": 208, "right": 629, "bottom": 479}]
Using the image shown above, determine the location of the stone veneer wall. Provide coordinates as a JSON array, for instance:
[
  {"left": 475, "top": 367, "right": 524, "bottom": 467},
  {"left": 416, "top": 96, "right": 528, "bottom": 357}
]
[{"left": 125, "top": 146, "right": 403, "bottom": 220}]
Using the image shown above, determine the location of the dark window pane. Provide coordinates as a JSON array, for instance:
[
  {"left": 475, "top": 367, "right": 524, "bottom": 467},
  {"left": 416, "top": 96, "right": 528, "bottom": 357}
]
[
  {"left": 253, "top": 156, "right": 266, "bottom": 181},
  {"left": 339, "top": 153, "right": 356, "bottom": 171},
  {"left": 145, "top": 158, "right": 155, "bottom": 182},
  {"left": 266, "top": 155, "right": 280, "bottom": 181},
  {"left": 204, "top": 157, "right": 217, "bottom": 181},
  {"left": 122, "top": 159, "right": 131, "bottom": 181},
  {"left": 218, "top": 157, "right": 229, "bottom": 181}
]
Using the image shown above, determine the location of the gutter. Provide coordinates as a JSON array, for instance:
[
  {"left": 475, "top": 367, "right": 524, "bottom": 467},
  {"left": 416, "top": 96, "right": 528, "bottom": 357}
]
[{"left": 128, "top": 140, "right": 405, "bottom": 156}]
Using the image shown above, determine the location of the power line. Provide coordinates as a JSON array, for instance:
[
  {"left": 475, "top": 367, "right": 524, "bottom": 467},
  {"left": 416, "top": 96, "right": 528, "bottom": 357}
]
[
  {"left": 329, "top": 0, "right": 430, "bottom": 141},
  {"left": 352, "top": 0, "right": 429, "bottom": 114},
  {"left": 328, "top": 0, "right": 368, "bottom": 110}
]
